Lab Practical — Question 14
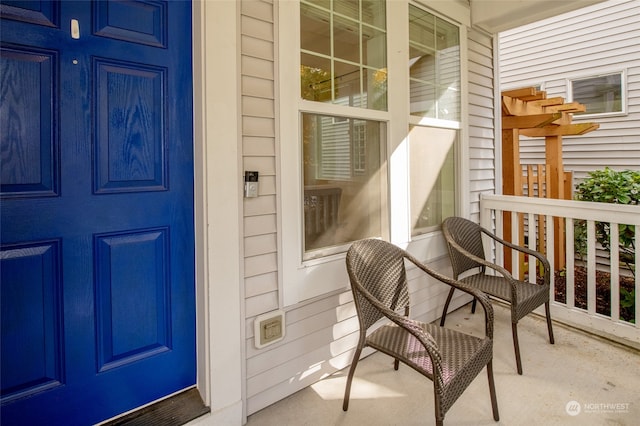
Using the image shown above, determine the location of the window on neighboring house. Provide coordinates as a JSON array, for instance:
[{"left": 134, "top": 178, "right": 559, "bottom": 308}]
[
  {"left": 408, "top": 5, "right": 459, "bottom": 235},
  {"left": 570, "top": 72, "right": 625, "bottom": 117},
  {"left": 352, "top": 121, "right": 367, "bottom": 175}
]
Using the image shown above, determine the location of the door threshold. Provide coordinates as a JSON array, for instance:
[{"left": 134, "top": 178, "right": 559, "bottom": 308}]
[{"left": 101, "top": 388, "right": 210, "bottom": 426}]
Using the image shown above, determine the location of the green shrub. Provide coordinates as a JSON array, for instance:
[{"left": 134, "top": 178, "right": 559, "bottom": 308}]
[
  {"left": 575, "top": 167, "right": 640, "bottom": 205},
  {"left": 574, "top": 167, "right": 638, "bottom": 275},
  {"left": 573, "top": 168, "right": 638, "bottom": 322}
]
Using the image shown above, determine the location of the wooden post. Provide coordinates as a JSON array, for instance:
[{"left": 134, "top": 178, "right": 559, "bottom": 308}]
[
  {"left": 503, "top": 128, "right": 522, "bottom": 197},
  {"left": 502, "top": 128, "right": 522, "bottom": 271},
  {"left": 545, "top": 135, "right": 566, "bottom": 268},
  {"left": 501, "top": 87, "right": 598, "bottom": 275}
]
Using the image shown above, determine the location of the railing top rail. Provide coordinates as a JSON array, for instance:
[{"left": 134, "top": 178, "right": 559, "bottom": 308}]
[{"left": 481, "top": 194, "right": 640, "bottom": 224}]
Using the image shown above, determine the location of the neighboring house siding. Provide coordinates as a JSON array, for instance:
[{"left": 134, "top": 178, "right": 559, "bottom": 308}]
[
  {"left": 241, "top": 1, "right": 496, "bottom": 416},
  {"left": 499, "top": 0, "right": 640, "bottom": 183}
]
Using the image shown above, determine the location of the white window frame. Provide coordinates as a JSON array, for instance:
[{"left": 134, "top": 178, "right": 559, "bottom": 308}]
[
  {"left": 567, "top": 69, "right": 627, "bottom": 119},
  {"left": 278, "top": 0, "right": 468, "bottom": 306}
]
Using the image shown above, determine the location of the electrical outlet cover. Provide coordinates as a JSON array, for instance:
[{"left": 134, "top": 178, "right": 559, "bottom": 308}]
[{"left": 254, "top": 310, "right": 285, "bottom": 349}]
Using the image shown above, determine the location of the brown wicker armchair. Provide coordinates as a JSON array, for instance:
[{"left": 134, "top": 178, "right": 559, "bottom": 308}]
[
  {"left": 440, "top": 216, "right": 555, "bottom": 375},
  {"left": 342, "top": 238, "right": 499, "bottom": 426}
]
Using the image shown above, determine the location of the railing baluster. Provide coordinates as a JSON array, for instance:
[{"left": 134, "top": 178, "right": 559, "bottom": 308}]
[
  {"left": 566, "top": 218, "right": 575, "bottom": 308},
  {"left": 634, "top": 224, "right": 640, "bottom": 328},
  {"left": 511, "top": 211, "right": 519, "bottom": 278},
  {"left": 528, "top": 212, "right": 536, "bottom": 283},
  {"left": 610, "top": 223, "right": 620, "bottom": 322},
  {"left": 587, "top": 220, "right": 597, "bottom": 315},
  {"left": 547, "top": 213, "right": 555, "bottom": 300}
]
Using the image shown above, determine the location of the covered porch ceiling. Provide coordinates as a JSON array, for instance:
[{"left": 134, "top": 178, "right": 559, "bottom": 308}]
[{"left": 470, "top": 0, "right": 608, "bottom": 33}]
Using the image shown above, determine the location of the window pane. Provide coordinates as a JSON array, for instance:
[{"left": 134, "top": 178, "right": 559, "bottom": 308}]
[
  {"left": 363, "top": 67, "right": 387, "bottom": 110},
  {"left": 409, "top": 46, "right": 436, "bottom": 117},
  {"left": 408, "top": 5, "right": 460, "bottom": 120},
  {"left": 334, "top": 0, "right": 358, "bottom": 20},
  {"left": 436, "top": 17, "right": 459, "bottom": 51},
  {"left": 334, "top": 15, "right": 360, "bottom": 63},
  {"left": 572, "top": 74, "right": 623, "bottom": 115},
  {"left": 334, "top": 60, "right": 362, "bottom": 107},
  {"left": 301, "top": 53, "right": 332, "bottom": 102},
  {"left": 300, "top": 0, "right": 387, "bottom": 111},
  {"left": 362, "top": 27, "right": 386, "bottom": 69},
  {"left": 362, "top": 0, "right": 385, "bottom": 27},
  {"left": 409, "top": 126, "right": 456, "bottom": 235},
  {"left": 302, "top": 113, "right": 385, "bottom": 255},
  {"left": 301, "top": 3, "right": 330, "bottom": 56}
]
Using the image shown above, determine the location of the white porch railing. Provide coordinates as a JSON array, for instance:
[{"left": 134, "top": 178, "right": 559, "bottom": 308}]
[{"left": 480, "top": 194, "right": 640, "bottom": 349}]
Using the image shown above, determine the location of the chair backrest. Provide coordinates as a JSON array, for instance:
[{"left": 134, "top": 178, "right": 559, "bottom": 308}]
[
  {"left": 442, "top": 217, "right": 486, "bottom": 279},
  {"left": 345, "top": 239, "right": 410, "bottom": 331}
]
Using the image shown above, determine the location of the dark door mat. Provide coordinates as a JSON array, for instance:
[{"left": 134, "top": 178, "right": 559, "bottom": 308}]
[{"left": 104, "top": 388, "right": 210, "bottom": 426}]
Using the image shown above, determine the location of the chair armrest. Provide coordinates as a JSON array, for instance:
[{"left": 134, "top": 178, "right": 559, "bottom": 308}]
[
  {"left": 445, "top": 233, "right": 519, "bottom": 282},
  {"left": 404, "top": 253, "right": 494, "bottom": 340},
  {"left": 480, "top": 227, "right": 551, "bottom": 284}
]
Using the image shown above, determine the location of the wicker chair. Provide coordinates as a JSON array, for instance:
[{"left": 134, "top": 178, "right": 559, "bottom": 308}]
[
  {"left": 440, "top": 216, "right": 555, "bottom": 375},
  {"left": 342, "top": 238, "right": 499, "bottom": 426}
]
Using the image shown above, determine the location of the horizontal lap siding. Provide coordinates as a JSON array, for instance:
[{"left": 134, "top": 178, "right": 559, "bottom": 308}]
[
  {"left": 499, "top": 0, "right": 640, "bottom": 182},
  {"left": 240, "top": 0, "right": 282, "bottom": 402},
  {"left": 468, "top": 28, "right": 497, "bottom": 220}
]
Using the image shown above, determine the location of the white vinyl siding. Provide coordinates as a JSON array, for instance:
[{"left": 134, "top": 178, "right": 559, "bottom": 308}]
[
  {"left": 241, "top": 0, "right": 279, "bottom": 321},
  {"left": 468, "top": 28, "right": 497, "bottom": 219},
  {"left": 241, "top": 0, "right": 496, "bottom": 416},
  {"left": 499, "top": 0, "right": 640, "bottom": 182}
]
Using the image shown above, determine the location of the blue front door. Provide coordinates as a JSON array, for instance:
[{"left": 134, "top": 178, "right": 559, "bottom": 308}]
[{"left": 0, "top": 1, "right": 195, "bottom": 424}]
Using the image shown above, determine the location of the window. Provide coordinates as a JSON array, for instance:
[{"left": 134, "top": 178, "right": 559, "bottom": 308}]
[
  {"left": 301, "top": 0, "right": 387, "bottom": 110},
  {"left": 302, "top": 113, "right": 385, "bottom": 256},
  {"left": 408, "top": 5, "right": 460, "bottom": 235},
  {"left": 280, "top": 1, "right": 464, "bottom": 304},
  {"left": 299, "top": 0, "right": 388, "bottom": 260},
  {"left": 410, "top": 126, "right": 456, "bottom": 234},
  {"left": 408, "top": 5, "right": 460, "bottom": 120},
  {"left": 570, "top": 72, "right": 625, "bottom": 117}
]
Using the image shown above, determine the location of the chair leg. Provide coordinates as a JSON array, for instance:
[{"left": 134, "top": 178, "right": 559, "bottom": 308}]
[
  {"left": 433, "top": 392, "right": 444, "bottom": 426},
  {"left": 440, "top": 288, "right": 455, "bottom": 326},
  {"left": 393, "top": 359, "right": 400, "bottom": 370},
  {"left": 471, "top": 297, "right": 478, "bottom": 314},
  {"left": 545, "top": 302, "right": 555, "bottom": 344},
  {"left": 512, "top": 323, "right": 523, "bottom": 375},
  {"left": 343, "top": 346, "right": 363, "bottom": 411},
  {"left": 487, "top": 361, "right": 500, "bottom": 421}
]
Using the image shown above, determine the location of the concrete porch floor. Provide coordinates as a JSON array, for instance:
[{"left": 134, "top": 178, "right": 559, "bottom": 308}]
[{"left": 246, "top": 302, "right": 640, "bottom": 426}]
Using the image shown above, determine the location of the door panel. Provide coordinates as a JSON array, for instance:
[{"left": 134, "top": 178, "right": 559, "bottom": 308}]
[
  {"left": 0, "top": 240, "right": 63, "bottom": 403},
  {"left": 0, "top": 1, "right": 195, "bottom": 424},
  {"left": 94, "top": 59, "right": 167, "bottom": 193},
  {"left": 0, "top": 45, "right": 58, "bottom": 197}
]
